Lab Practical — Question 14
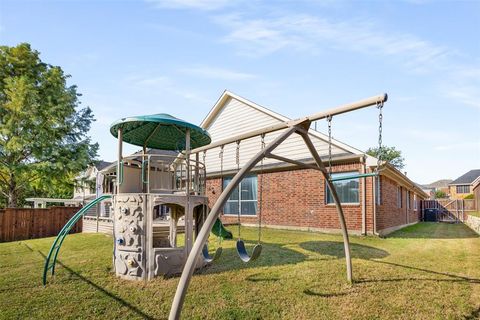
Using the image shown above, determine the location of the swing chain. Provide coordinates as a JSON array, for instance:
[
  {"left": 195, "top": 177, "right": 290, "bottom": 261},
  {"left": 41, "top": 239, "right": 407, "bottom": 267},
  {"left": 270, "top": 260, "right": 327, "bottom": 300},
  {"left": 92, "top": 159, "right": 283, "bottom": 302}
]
[
  {"left": 327, "top": 115, "right": 333, "bottom": 176},
  {"left": 236, "top": 140, "right": 240, "bottom": 169},
  {"left": 202, "top": 151, "right": 206, "bottom": 193},
  {"left": 258, "top": 134, "right": 265, "bottom": 244},
  {"left": 236, "top": 141, "right": 241, "bottom": 238},
  {"left": 219, "top": 145, "right": 224, "bottom": 172},
  {"left": 219, "top": 145, "right": 224, "bottom": 213},
  {"left": 218, "top": 147, "right": 225, "bottom": 243},
  {"left": 376, "top": 100, "right": 384, "bottom": 172}
]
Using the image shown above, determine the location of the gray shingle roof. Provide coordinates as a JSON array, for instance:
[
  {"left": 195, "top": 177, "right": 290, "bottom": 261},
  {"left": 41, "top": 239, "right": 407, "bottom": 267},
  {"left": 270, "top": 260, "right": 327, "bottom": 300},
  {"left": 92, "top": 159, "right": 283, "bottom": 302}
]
[
  {"left": 95, "top": 160, "right": 113, "bottom": 171},
  {"left": 450, "top": 169, "right": 480, "bottom": 185}
]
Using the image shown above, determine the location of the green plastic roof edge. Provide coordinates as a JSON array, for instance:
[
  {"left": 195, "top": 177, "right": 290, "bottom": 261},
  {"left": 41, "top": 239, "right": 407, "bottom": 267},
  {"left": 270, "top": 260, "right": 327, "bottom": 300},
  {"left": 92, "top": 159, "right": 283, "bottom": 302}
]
[{"left": 110, "top": 113, "right": 211, "bottom": 150}]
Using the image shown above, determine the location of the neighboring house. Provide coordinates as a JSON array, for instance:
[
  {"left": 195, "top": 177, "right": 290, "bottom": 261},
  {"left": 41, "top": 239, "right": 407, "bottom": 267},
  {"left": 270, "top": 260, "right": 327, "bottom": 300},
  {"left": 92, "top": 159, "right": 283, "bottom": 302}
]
[
  {"left": 448, "top": 169, "right": 480, "bottom": 199},
  {"left": 419, "top": 179, "right": 452, "bottom": 199},
  {"left": 74, "top": 160, "right": 112, "bottom": 202},
  {"left": 201, "top": 91, "right": 427, "bottom": 236},
  {"left": 26, "top": 161, "right": 112, "bottom": 208}
]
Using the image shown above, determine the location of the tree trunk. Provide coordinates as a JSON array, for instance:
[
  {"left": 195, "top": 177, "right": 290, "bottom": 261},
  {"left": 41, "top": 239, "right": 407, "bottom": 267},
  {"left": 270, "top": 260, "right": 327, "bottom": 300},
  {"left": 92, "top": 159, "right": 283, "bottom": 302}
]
[{"left": 7, "top": 172, "right": 18, "bottom": 208}]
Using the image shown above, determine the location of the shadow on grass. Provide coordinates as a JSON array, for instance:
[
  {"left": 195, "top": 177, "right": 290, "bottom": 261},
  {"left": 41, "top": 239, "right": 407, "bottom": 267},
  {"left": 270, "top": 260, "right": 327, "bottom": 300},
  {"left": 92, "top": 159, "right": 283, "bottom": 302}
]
[
  {"left": 464, "top": 306, "right": 480, "bottom": 320},
  {"left": 387, "top": 222, "right": 479, "bottom": 239},
  {"left": 299, "top": 241, "right": 389, "bottom": 260},
  {"left": 197, "top": 240, "right": 307, "bottom": 275},
  {"left": 38, "top": 251, "right": 154, "bottom": 320},
  {"left": 245, "top": 273, "right": 280, "bottom": 282},
  {"left": 303, "top": 287, "right": 349, "bottom": 297},
  {"left": 356, "top": 260, "right": 480, "bottom": 285}
]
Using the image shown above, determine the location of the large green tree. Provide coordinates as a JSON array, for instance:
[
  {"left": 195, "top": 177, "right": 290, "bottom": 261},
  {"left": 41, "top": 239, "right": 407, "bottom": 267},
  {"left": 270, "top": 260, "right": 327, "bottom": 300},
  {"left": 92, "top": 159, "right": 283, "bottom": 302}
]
[
  {"left": 0, "top": 43, "right": 98, "bottom": 207},
  {"left": 366, "top": 145, "right": 405, "bottom": 170}
]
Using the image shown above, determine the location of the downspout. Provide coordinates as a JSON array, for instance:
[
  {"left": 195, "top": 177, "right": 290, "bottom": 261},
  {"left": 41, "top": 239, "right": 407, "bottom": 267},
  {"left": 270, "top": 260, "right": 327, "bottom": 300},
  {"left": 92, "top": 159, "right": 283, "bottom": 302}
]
[
  {"left": 405, "top": 188, "right": 408, "bottom": 225},
  {"left": 373, "top": 175, "right": 378, "bottom": 235},
  {"left": 96, "top": 170, "right": 99, "bottom": 233},
  {"left": 361, "top": 156, "right": 367, "bottom": 235}
]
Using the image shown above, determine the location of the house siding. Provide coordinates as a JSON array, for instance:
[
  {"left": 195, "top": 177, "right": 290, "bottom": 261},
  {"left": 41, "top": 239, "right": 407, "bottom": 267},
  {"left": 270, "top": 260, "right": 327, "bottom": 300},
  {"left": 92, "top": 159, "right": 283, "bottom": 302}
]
[
  {"left": 203, "top": 97, "right": 351, "bottom": 174},
  {"left": 449, "top": 185, "right": 474, "bottom": 200}
]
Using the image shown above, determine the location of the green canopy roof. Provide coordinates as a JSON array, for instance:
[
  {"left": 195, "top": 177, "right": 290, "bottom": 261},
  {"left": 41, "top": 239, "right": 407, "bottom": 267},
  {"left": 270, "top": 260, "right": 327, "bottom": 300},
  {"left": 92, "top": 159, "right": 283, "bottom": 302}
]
[{"left": 110, "top": 113, "right": 211, "bottom": 150}]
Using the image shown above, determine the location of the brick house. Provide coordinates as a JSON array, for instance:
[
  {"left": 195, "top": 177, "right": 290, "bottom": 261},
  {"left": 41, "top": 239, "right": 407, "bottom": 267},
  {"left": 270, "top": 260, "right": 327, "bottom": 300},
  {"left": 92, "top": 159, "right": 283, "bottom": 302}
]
[
  {"left": 448, "top": 169, "right": 480, "bottom": 199},
  {"left": 201, "top": 91, "right": 427, "bottom": 236}
]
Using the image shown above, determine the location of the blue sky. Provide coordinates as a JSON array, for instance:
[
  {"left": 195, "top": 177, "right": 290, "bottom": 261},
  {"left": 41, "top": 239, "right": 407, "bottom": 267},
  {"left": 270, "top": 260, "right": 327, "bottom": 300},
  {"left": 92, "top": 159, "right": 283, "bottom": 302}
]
[{"left": 1, "top": 0, "right": 479, "bottom": 184}]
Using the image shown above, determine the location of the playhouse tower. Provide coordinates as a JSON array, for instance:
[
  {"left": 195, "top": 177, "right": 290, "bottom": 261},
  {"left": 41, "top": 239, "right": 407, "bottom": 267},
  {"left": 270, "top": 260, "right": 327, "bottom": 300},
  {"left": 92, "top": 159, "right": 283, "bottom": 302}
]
[{"left": 110, "top": 114, "right": 211, "bottom": 280}]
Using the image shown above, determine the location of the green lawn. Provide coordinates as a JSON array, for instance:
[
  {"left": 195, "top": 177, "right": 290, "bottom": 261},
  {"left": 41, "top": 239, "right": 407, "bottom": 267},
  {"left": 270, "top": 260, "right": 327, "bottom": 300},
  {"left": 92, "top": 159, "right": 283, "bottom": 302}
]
[
  {"left": 468, "top": 211, "right": 480, "bottom": 218},
  {"left": 1, "top": 223, "right": 480, "bottom": 319}
]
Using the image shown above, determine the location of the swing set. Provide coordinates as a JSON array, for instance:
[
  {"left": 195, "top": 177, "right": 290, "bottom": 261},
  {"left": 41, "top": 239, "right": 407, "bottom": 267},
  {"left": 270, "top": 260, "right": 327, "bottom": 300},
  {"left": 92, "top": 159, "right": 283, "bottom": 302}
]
[{"left": 169, "top": 93, "right": 388, "bottom": 320}]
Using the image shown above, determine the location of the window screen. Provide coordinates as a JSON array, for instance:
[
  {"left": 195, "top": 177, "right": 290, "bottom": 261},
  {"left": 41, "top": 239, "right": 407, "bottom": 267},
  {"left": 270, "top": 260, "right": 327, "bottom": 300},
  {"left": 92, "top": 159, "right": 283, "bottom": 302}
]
[{"left": 326, "top": 172, "right": 360, "bottom": 204}]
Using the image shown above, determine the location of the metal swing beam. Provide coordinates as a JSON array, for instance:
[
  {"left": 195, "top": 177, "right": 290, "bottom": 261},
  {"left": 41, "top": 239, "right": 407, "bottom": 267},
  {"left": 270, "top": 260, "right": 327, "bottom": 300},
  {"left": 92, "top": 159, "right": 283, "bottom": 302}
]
[
  {"left": 169, "top": 93, "right": 388, "bottom": 320},
  {"left": 189, "top": 93, "right": 387, "bottom": 155}
]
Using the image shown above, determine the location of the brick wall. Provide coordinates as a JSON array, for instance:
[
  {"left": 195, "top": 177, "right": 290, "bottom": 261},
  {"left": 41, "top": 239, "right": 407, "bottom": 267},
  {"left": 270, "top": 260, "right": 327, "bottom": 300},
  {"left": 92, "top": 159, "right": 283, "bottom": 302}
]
[
  {"left": 207, "top": 163, "right": 423, "bottom": 235},
  {"left": 376, "top": 175, "right": 420, "bottom": 234},
  {"left": 207, "top": 162, "right": 378, "bottom": 234}
]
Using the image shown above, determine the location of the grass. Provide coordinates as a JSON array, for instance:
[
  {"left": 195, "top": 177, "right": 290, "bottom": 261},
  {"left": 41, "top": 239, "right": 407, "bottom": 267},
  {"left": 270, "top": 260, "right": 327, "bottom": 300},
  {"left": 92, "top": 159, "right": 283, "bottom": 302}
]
[
  {"left": 468, "top": 211, "right": 480, "bottom": 218},
  {"left": 1, "top": 222, "right": 480, "bottom": 319}
]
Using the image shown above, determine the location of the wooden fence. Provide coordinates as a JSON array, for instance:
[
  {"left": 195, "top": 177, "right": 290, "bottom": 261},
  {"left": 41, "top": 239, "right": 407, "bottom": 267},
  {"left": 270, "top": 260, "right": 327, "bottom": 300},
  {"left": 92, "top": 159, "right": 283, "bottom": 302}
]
[
  {"left": 421, "top": 199, "right": 477, "bottom": 223},
  {"left": 0, "top": 206, "right": 81, "bottom": 242}
]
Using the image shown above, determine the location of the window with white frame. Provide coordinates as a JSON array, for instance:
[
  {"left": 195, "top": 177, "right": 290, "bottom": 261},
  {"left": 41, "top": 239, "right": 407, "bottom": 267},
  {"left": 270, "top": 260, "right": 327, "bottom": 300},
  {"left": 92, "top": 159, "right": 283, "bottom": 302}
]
[
  {"left": 456, "top": 185, "right": 470, "bottom": 194},
  {"left": 397, "top": 186, "right": 402, "bottom": 208},
  {"left": 414, "top": 194, "right": 418, "bottom": 211},
  {"left": 375, "top": 176, "right": 382, "bottom": 205},
  {"left": 223, "top": 175, "right": 258, "bottom": 215},
  {"left": 326, "top": 172, "right": 360, "bottom": 204}
]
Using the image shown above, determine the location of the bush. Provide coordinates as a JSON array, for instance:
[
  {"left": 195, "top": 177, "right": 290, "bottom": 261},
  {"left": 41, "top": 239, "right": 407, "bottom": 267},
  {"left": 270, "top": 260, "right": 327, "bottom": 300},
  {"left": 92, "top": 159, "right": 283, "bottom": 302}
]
[{"left": 464, "top": 194, "right": 474, "bottom": 199}]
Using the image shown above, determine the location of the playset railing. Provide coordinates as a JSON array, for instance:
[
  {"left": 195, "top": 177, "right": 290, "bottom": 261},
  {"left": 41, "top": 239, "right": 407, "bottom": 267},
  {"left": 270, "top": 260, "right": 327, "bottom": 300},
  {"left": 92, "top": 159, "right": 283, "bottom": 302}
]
[{"left": 118, "top": 153, "right": 206, "bottom": 195}]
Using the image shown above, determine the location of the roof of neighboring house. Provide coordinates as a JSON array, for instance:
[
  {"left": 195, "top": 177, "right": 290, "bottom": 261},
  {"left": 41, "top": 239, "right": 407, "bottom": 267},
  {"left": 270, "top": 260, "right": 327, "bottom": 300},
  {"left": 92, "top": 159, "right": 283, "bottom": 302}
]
[
  {"left": 100, "top": 149, "right": 179, "bottom": 173},
  {"left": 95, "top": 161, "right": 113, "bottom": 171},
  {"left": 449, "top": 169, "right": 480, "bottom": 185},
  {"left": 420, "top": 179, "right": 452, "bottom": 189}
]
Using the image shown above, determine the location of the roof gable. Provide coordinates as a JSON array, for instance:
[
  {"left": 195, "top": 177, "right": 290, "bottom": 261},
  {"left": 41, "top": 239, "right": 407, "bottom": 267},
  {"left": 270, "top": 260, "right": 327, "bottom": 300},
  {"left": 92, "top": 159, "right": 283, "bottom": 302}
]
[
  {"left": 203, "top": 91, "right": 367, "bottom": 151},
  {"left": 200, "top": 90, "right": 366, "bottom": 173},
  {"left": 450, "top": 169, "right": 480, "bottom": 185}
]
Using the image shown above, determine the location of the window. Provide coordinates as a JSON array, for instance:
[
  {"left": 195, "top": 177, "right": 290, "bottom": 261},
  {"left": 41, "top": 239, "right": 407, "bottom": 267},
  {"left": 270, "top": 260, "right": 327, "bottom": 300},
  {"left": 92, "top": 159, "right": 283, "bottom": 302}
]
[
  {"left": 326, "top": 172, "right": 359, "bottom": 204},
  {"left": 406, "top": 191, "right": 410, "bottom": 210},
  {"left": 456, "top": 185, "right": 470, "bottom": 194},
  {"left": 375, "top": 176, "right": 382, "bottom": 205},
  {"left": 397, "top": 186, "right": 402, "bottom": 208},
  {"left": 223, "top": 175, "right": 258, "bottom": 215},
  {"left": 414, "top": 194, "right": 418, "bottom": 211}
]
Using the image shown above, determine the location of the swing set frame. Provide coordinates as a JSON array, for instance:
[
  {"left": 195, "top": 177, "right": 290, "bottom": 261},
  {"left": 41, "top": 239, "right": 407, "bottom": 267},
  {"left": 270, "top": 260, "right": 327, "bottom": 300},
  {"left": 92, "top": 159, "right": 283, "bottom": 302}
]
[{"left": 169, "top": 93, "right": 388, "bottom": 320}]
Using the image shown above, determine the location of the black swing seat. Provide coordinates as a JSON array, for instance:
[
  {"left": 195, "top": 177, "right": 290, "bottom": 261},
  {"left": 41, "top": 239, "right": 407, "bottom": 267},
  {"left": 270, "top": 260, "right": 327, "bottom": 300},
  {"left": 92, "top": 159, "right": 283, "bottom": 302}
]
[
  {"left": 236, "top": 239, "right": 262, "bottom": 263},
  {"left": 202, "top": 244, "right": 222, "bottom": 263}
]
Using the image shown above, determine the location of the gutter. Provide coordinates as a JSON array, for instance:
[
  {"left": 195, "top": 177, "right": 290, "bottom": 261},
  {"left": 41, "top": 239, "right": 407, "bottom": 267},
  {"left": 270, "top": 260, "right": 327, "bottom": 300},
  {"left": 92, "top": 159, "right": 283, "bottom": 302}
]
[
  {"left": 206, "top": 153, "right": 364, "bottom": 178},
  {"left": 361, "top": 156, "right": 367, "bottom": 235},
  {"left": 372, "top": 163, "right": 429, "bottom": 199}
]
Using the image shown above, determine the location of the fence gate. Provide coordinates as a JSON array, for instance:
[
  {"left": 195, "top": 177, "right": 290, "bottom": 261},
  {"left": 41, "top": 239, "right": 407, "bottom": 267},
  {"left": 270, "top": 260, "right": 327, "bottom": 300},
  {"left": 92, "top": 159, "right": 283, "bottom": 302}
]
[{"left": 421, "top": 199, "right": 476, "bottom": 223}]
